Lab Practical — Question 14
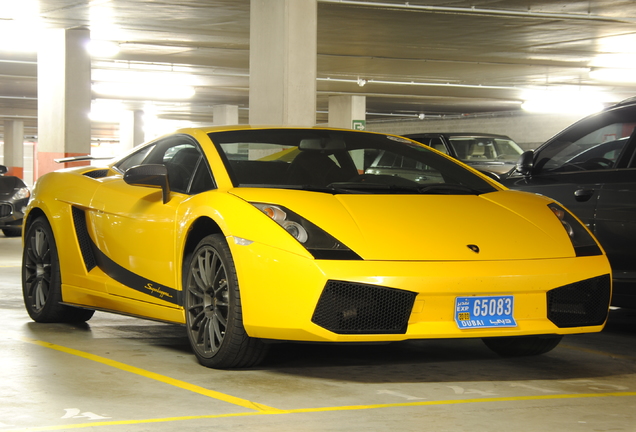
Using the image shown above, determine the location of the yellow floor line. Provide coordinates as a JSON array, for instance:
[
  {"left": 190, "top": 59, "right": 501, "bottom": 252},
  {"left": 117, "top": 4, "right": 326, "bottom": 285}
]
[
  {"left": 20, "top": 337, "right": 281, "bottom": 413},
  {"left": 4, "top": 391, "right": 636, "bottom": 432}
]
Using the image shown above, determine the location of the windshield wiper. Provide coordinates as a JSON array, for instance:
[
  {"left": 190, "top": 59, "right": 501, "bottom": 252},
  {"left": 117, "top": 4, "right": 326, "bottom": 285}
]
[{"left": 416, "top": 183, "right": 482, "bottom": 195}]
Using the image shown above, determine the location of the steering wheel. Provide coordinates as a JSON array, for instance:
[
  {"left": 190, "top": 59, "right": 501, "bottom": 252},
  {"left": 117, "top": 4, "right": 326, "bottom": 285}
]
[{"left": 585, "top": 157, "right": 613, "bottom": 169}]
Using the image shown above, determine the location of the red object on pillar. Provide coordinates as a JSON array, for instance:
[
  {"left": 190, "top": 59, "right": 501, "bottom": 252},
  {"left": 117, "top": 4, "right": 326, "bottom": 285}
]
[{"left": 5, "top": 167, "right": 24, "bottom": 179}]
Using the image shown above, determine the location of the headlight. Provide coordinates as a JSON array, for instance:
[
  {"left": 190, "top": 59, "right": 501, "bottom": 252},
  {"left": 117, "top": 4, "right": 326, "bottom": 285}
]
[
  {"left": 548, "top": 203, "right": 602, "bottom": 257},
  {"left": 251, "top": 202, "right": 361, "bottom": 260},
  {"left": 12, "top": 187, "right": 30, "bottom": 200}
]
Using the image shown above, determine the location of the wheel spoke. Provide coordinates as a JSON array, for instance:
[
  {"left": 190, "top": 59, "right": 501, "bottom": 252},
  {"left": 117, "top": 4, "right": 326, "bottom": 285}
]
[
  {"left": 35, "top": 282, "right": 47, "bottom": 310},
  {"left": 214, "top": 310, "right": 228, "bottom": 328}
]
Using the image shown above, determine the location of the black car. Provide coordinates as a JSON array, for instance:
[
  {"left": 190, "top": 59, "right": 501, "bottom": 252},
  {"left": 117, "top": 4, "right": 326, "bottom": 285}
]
[
  {"left": 403, "top": 133, "right": 525, "bottom": 175},
  {"left": 0, "top": 165, "right": 30, "bottom": 237},
  {"left": 499, "top": 99, "right": 636, "bottom": 308}
]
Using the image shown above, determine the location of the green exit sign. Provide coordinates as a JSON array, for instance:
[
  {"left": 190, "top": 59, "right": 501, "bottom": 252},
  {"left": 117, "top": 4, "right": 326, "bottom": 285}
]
[{"left": 352, "top": 120, "right": 366, "bottom": 130}]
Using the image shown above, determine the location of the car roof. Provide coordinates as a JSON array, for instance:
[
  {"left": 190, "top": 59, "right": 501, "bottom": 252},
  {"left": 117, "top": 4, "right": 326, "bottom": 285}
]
[{"left": 404, "top": 132, "right": 515, "bottom": 140}]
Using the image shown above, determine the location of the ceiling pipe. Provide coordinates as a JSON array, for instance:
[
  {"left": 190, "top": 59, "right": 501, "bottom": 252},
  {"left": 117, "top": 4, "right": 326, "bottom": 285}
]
[{"left": 318, "top": 1, "right": 636, "bottom": 24}]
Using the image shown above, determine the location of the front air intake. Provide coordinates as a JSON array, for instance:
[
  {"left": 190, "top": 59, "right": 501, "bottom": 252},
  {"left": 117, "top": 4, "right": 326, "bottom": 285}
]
[
  {"left": 311, "top": 280, "right": 417, "bottom": 334},
  {"left": 547, "top": 274, "right": 611, "bottom": 328}
]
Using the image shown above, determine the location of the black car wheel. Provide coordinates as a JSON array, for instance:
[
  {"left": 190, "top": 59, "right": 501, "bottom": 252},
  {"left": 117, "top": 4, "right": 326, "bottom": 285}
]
[
  {"left": 482, "top": 335, "right": 562, "bottom": 356},
  {"left": 184, "top": 234, "right": 267, "bottom": 368},
  {"left": 2, "top": 227, "right": 22, "bottom": 237},
  {"left": 22, "top": 216, "right": 95, "bottom": 323}
]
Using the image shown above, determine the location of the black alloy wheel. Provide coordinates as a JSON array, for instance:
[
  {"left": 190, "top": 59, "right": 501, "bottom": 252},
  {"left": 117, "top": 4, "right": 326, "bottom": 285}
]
[
  {"left": 22, "top": 216, "right": 94, "bottom": 322},
  {"left": 184, "top": 234, "right": 267, "bottom": 368}
]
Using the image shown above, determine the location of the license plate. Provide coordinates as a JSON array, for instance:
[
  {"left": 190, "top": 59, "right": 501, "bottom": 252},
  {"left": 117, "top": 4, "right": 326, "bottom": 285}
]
[{"left": 455, "top": 295, "right": 517, "bottom": 329}]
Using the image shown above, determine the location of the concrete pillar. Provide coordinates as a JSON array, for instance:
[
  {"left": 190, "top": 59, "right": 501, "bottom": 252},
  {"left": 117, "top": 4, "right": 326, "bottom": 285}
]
[
  {"left": 3, "top": 120, "right": 24, "bottom": 178},
  {"left": 37, "top": 27, "right": 92, "bottom": 177},
  {"left": 249, "top": 0, "right": 317, "bottom": 126},
  {"left": 328, "top": 95, "right": 367, "bottom": 130},
  {"left": 119, "top": 109, "right": 145, "bottom": 154},
  {"left": 213, "top": 105, "right": 239, "bottom": 125}
]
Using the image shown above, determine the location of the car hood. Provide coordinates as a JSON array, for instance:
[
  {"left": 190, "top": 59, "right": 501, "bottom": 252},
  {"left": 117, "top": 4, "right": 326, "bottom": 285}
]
[
  {"left": 0, "top": 177, "right": 22, "bottom": 198},
  {"left": 229, "top": 188, "right": 574, "bottom": 261}
]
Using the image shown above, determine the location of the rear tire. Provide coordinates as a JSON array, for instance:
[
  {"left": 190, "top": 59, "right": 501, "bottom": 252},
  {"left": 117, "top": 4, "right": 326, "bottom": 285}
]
[
  {"left": 2, "top": 227, "right": 21, "bottom": 237},
  {"left": 22, "top": 216, "right": 95, "bottom": 323},
  {"left": 184, "top": 234, "right": 267, "bottom": 368},
  {"left": 482, "top": 335, "right": 562, "bottom": 357}
]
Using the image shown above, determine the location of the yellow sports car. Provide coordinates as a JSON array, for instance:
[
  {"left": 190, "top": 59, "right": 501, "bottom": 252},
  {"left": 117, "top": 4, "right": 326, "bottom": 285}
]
[{"left": 22, "top": 126, "right": 612, "bottom": 368}]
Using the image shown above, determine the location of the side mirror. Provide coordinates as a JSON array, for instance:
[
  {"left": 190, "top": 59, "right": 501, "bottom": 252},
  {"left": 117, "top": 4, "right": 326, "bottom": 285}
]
[
  {"left": 124, "top": 164, "right": 171, "bottom": 203},
  {"left": 515, "top": 150, "right": 534, "bottom": 176},
  {"left": 0, "top": 165, "right": 7, "bottom": 175}
]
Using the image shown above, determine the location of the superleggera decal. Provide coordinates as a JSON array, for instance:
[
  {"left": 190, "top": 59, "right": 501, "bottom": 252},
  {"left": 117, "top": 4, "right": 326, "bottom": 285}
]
[{"left": 90, "top": 243, "right": 181, "bottom": 305}]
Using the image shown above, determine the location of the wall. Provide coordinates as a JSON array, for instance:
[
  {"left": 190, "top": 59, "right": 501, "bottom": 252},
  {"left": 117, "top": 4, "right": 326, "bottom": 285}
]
[{"left": 366, "top": 111, "right": 588, "bottom": 151}]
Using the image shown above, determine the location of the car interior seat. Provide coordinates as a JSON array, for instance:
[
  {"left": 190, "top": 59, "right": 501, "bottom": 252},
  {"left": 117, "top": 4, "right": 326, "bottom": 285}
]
[{"left": 286, "top": 150, "right": 352, "bottom": 187}]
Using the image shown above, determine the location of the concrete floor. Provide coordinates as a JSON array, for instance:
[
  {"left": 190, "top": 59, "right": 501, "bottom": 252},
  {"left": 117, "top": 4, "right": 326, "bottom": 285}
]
[{"left": 1, "top": 235, "right": 635, "bottom": 432}]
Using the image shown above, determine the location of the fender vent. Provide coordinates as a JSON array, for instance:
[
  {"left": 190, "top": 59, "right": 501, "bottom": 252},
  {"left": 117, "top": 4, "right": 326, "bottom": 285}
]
[
  {"left": 83, "top": 169, "right": 110, "bottom": 179},
  {"left": 547, "top": 274, "right": 611, "bottom": 328},
  {"left": 312, "top": 280, "right": 416, "bottom": 334},
  {"left": 72, "top": 206, "right": 97, "bottom": 271}
]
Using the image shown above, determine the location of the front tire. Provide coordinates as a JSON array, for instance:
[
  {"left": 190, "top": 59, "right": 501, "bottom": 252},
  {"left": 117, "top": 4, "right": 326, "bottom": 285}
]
[
  {"left": 482, "top": 335, "right": 562, "bottom": 357},
  {"left": 184, "top": 234, "right": 267, "bottom": 368},
  {"left": 22, "top": 216, "right": 95, "bottom": 323}
]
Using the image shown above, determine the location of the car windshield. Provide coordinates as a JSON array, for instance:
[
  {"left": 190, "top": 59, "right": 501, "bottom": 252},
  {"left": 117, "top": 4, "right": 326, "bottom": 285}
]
[
  {"left": 209, "top": 129, "right": 497, "bottom": 195},
  {"left": 447, "top": 136, "right": 524, "bottom": 163}
]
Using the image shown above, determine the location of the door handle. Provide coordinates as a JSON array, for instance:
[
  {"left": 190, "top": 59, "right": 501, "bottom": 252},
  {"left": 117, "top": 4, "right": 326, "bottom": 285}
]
[{"left": 574, "top": 188, "right": 595, "bottom": 202}]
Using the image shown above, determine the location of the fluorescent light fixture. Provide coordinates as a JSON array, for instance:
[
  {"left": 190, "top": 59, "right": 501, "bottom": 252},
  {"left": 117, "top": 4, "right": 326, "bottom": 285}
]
[
  {"left": 521, "top": 89, "right": 605, "bottom": 114},
  {"left": 92, "top": 69, "right": 201, "bottom": 86},
  {"left": 0, "top": 21, "right": 40, "bottom": 52},
  {"left": 90, "top": 100, "right": 124, "bottom": 123},
  {"left": 93, "top": 82, "right": 196, "bottom": 100},
  {"left": 589, "top": 68, "right": 636, "bottom": 83}
]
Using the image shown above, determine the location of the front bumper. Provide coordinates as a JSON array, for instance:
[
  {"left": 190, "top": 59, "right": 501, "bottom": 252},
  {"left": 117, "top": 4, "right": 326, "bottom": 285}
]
[
  {"left": 231, "top": 240, "right": 612, "bottom": 342},
  {"left": 0, "top": 198, "right": 27, "bottom": 228}
]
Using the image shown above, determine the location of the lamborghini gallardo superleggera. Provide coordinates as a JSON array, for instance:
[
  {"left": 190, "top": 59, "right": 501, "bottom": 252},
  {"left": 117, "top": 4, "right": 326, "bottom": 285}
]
[{"left": 22, "top": 126, "right": 612, "bottom": 368}]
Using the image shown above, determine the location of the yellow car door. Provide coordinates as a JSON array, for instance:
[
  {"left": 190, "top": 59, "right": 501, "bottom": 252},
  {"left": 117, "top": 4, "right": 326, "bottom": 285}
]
[{"left": 87, "top": 135, "right": 211, "bottom": 308}]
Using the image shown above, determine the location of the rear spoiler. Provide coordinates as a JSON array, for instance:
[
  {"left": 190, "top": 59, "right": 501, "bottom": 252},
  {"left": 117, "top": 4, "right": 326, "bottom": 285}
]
[{"left": 54, "top": 156, "right": 114, "bottom": 163}]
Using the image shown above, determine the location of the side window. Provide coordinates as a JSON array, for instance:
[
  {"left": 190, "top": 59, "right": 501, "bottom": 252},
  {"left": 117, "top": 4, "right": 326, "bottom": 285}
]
[
  {"left": 162, "top": 144, "right": 203, "bottom": 193},
  {"left": 429, "top": 137, "right": 449, "bottom": 154},
  {"left": 115, "top": 144, "right": 156, "bottom": 173},
  {"left": 118, "top": 136, "right": 214, "bottom": 194},
  {"left": 537, "top": 123, "right": 635, "bottom": 173}
]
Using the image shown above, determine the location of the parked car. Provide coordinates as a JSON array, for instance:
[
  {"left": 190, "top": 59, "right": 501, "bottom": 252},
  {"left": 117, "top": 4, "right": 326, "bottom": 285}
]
[
  {"left": 403, "top": 133, "right": 525, "bottom": 175},
  {"left": 0, "top": 165, "right": 30, "bottom": 237},
  {"left": 499, "top": 98, "right": 636, "bottom": 308},
  {"left": 22, "top": 126, "right": 611, "bottom": 368}
]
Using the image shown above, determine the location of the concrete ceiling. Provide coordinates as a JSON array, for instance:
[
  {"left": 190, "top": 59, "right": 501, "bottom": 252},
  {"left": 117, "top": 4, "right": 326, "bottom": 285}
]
[{"left": 2, "top": 0, "right": 636, "bottom": 143}]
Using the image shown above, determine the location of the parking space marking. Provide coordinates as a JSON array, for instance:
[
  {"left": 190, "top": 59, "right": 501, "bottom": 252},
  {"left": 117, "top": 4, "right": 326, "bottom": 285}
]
[
  {"left": 20, "top": 337, "right": 281, "bottom": 413},
  {"left": 561, "top": 343, "right": 636, "bottom": 361},
  {"left": 3, "top": 391, "right": 636, "bottom": 431}
]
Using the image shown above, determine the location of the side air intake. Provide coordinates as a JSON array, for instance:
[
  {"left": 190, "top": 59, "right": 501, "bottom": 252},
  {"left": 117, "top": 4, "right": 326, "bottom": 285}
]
[{"left": 547, "top": 274, "right": 611, "bottom": 328}]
